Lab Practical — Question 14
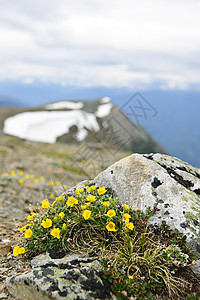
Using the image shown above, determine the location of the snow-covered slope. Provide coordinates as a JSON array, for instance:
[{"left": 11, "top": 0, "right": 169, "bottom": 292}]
[
  {"left": 2, "top": 98, "right": 166, "bottom": 155},
  {"left": 3, "top": 99, "right": 113, "bottom": 144},
  {"left": 45, "top": 101, "right": 83, "bottom": 110}
]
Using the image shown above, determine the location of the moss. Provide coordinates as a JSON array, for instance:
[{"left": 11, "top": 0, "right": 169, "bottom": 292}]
[
  {"left": 185, "top": 211, "right": 200, "bottom": 221},
  {"left": 182, "top": 196, "right": 188, "bottom": 202}
]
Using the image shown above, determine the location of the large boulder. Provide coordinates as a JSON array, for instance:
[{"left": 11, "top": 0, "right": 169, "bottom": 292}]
[{"left": 76, "top": 153, "right": 200, "bottom": 258}]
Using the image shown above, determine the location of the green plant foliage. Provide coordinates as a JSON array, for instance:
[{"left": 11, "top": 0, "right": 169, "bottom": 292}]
[{"left": 13, "top": 185, "right": 198, "bottom": 299}]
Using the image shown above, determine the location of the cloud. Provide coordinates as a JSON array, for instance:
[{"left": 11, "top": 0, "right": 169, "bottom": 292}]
[{"left": 0, "top": 0, "right": 200, "bottom": 89}]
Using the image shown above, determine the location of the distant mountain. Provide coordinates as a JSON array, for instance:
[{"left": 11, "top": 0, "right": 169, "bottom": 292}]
[
  {"left": 0, "top": 82, "right": 199, "bottom": 167},
  {"left": 0, "top": 98, "right": 166, "bottom": 156},
  {"left": 0, "top": 94, "right": 25, "bottom": 107},
  {"left": 118, "top": 90, "right": 200, "bottom": 168}
]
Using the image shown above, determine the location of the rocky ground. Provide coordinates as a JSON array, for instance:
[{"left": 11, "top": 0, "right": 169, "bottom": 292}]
[{"left": 0, "top": 133, "right": 127, "bottom": 299}]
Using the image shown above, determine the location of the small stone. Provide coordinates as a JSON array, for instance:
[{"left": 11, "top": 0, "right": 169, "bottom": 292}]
[
  {"left": 0, "top": 292, "right": 7, "bottom": 299},
  {"left": 0, "top": 243, "right": 11, "bottom": 257}
]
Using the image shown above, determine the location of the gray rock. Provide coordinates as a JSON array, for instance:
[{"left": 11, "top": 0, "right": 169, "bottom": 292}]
[
  {"left": 75, "top": 153, "right": 200, "bottom": 258},
  {"left": 190, "top": 259, "right": 200, "bottom": 278},
  {"left": 6, "top": 253, "right": 117, "bottom": 300}
]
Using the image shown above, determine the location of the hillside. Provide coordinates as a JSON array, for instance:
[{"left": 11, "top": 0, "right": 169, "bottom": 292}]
[{"left": 0, "top": 98, "right": 166, "bottom": 155}]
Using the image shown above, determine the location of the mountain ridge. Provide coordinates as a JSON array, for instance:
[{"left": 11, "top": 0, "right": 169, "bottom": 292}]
[{"left": 0, "top": 98, "right": 166, "bottom": 156}]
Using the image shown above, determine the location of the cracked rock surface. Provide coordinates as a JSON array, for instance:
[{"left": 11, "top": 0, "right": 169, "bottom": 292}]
[
  {"left": 6, "top": 253, "right": 117, "bottom": 300},
  {"left": 78, "top": 153, "right": 200, "bottom": 258}
]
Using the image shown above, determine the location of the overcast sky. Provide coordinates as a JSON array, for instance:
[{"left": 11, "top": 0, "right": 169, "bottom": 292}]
[{"left": 0, "top": 0, "right": 200, "bottom": 90}]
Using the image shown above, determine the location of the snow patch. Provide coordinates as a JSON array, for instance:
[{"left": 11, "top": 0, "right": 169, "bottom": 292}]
[
  {"left": 95, "top": 103, "right": 113, "bottom": 118},
  {"left": 101, "top": 97, "right": 111, "bottom": 103},
  {"left": 45, "top": 101, "right": 83, "bottom": 110},
  {"left": 3, "top": 110, "right": 99, "bottom": 144}
]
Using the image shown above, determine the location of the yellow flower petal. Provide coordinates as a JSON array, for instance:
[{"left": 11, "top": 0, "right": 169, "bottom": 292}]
[
  {"left": 51, "top": 228, "right": 60, "bottom": 239},
  {"left": 97, "top": 187, "right": 107, "bottom": 195},
  {"left": 24, "top": 228, "right": 33, "bottom": 238},
  {"left": 41, "top": 218, "right": 52, "bottom": 228},
  {"left": 86, "top": 195, "right": 96, "bottom": 202},
  {"left": 59, "top": 212, "right": 65, "bottom": 218},
  {"left": 123, "top": 204, "right": 129, "bottom": 210},
  {"left": 126, "top": 222, "right": 134, "bottom": 230},
  {"left": 13, "top": 246, "right": 20, "bottom": 256},
  {"left": 42, "top": 199, "right": 50, "bottom": 209},
  {"left": 19, "top": 247, "right": 25, "bottom": 254},
  {"left": 107, "top": 209, "right": 116, "bottom": 218},
  {"left": 82, "top": 210, "right": 91, "bottom": 220},
  {"left": 123, "top": 213, "right": 131, "bottom": 219},
  {"left": 106, "top": 221, "right": 116, "bottom": 232},
  {"left": 101, "top": 201, "right": 110, "bottom": 207}
]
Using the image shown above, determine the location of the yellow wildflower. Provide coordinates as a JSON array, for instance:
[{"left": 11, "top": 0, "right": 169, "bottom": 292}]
[
  {"left": 19, "top": 247, "right": 25, "bottom": 254},
  {"left": 51, "top": 228, "right": 60, "bottom": 239},
  {"left": 126, "top": 222, "right": 134, "bottom": 230},
  {"left": 90, "top": 185, "right": 96, "bottom": 191},
  {"left": 86, "top": 202, "right": 91, "bottom": 207},
  {"left": 18, "top": 179, "right": 24, "bottom": 185},
  {"left": 13, "top": 245, "right": 25, "bottom": 256},
  {"left": 123, "top": 204, "right": 129, "bottom": 210},
  {"left": 13, "top": 246, "right": 20, "bottom": 256},
  {"left": 3, "top": 172, "right": 8, "bottom": 177},
  {"left": 11, "top": 170, "right": 16, "bottom": 176},
  {"left": 62, "top": 223, "right": 66, "bottom": 230},
  {"left": 76, "top": 188, "right": 84, "bottom": 195},
  {"left": 27, "top": 212, "right": 36, "bottom": 220},
  {"left": 97, "top": 187, "right": 107, "bottom": 195},
  {"left": 34, "top": 178, "right": 39, "bottom": 183},
  {"left": 49, "top": 180, "right": 54, "bottom": 186},
  {"left": 125, "top": 219, "right": 129, "bottom": 225},
  {"left": 86, "top": 195, "right": 96, "bottom": 202},
  {"left": 81, "top": 205, "right": 87, "bottom": 210},
  {"left": 129, "top": 275, "right": 133, "bottom": 279},
  {"left": 82, "top": 210, "right": 91, "bottom": 220},
  {"left": 86, "top": 187, "right": 91, "bottom": 193},
  {"left": 106, "top": 221, "right": 116, "bottom": 232},
  {"left": 42, "top": 199, "right": 50, "bottom": 209},
  {"left": 24, "top": 228, "right": 32, "bottom": 238},
  {"left": 58, "top": 196, "right": 65, "bottom": 202},
  {"left": 18, "top": 171, "right": 24, "bottom": 176},
  {"left": 54, "top": 216, "right": 58, "bottom": 221},
  {"left": 123, "top": 213, "right": 131, "bottom": 219},
  {"left": 20, "top": 224, "right": 31, "bottom": 232},
  {"left": 107, "top": 210, "right": 116, "bottom": 218},
  {"left": 41, "top": 218, "right": 52, "bottom": 228},
  {"left": 40, "top": 176, "right": 44, "bottom": 180},
  {"left": 66, "top": 196, "right": 78, "bottom": 207},
  {"left": 59, "top": 212, "right": 65, "bottom": 218},
  {"left": 55, "top": 180, "right": 60, "bottom": 186},
  {"left": 101, "top": 201, "right": 110, "bottom": 207},
  {"left": 50, "top": 193, "right": 55, "bottom": 198}
]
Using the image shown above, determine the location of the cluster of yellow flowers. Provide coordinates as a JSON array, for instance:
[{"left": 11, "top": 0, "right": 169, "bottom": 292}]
[
  {"left": 1, "top": 170, "right": 67, "bottom": 194},
  {"left": 13, "top": 246, "right": 25, "bottom": 256},
  {"left": 13, "top": 185, "right": 135, "bottom": 256},
  {"left": 2, "top": 170, "right": 45, "bottom": 185}
]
